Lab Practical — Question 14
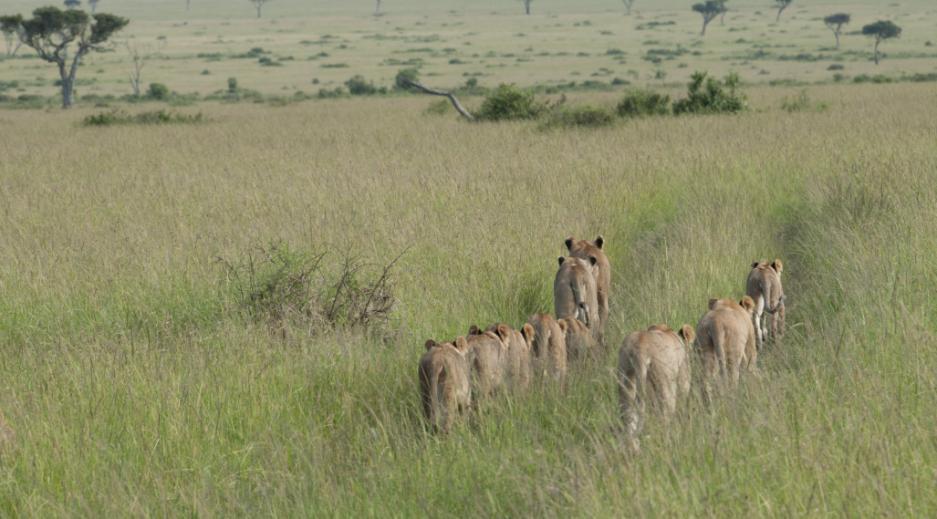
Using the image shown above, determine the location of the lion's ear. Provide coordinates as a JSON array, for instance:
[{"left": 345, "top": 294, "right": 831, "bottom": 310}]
[
  {"left": 557, "top": 256, "right": 566, "bottom": 267},
  {"left": 679, "top": 325, "right": 696, "bottom": 344},
  {"left": 496, "top": 324, "right": 511, "bottom": 341},
  {"left": 751, "top": 261, "right": 760, "bottom": 269},
  {"left": 771, "top": 259, "right": 783, "bottom": 274},
  {"left": 468, "top": 325, "right": 481, "bottom": 336},
  {"left": 557, "top": 319, "right": 568, "bottom": 333},
  {"left": 708, "top": 298, "right": 718, "bottom": 310},
  {"left": 588, "top": 256, "right": 598, "bottom": 266},
  {"left": 594, "top": 236, "right": 604, "bottom": 249},
  {"left": 454, "top": 336, "right": 470, "bottom": 354},
  {"left": 522, "top": 323, "right": 535, "bottom": 344},
  {"left": 740, "top": 296, "right": 756, "bottom": 312},
  {"left": 564, "top": 237, "right": 574, "bottom": 251},
  {"left": 425, "top": 339, "right": 437, "bottom": 351}
]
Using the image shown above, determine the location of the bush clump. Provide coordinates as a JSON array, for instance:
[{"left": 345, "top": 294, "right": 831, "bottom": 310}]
[
  {"left": 394, "top": 68, "right": 420, "bottom": 90},
  {"left": 83, "top": 109, "right": 204, "bottom": 126},
  {"left": 616, "top": 89, "right": 671, "bottom": 117},
  {"left": 543, "top": 105, "right": 615, "bottom": 129},
  {"left": 217, "top": 242, "right": 400, "bottom": 336},
  {"left": 345, "top": 75, "right": 385, "bottom": 96},
  {"left": 476, "top": 84, "right": 546, "bottom": 121},
  {"left": 146, "top": 83, "right": 170, "bottom": 100},
  {"left": 672, "top": 72, "right": 747, "bottom": 115}
]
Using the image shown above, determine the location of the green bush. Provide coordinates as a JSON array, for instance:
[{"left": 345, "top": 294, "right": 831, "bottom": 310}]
[
  {"left": 672, "top": 72, "right": 747, "bottom": 115},
  {"left": 476, "top": 84, "right": 546, "bottom": 122},
  {"left": 616, "top": 89, "right": 671, "bottom": 118},
  {"left": 394, "top": 68, "right": 420, "bottom": 90},
  {"left": 345, "top": 75, "right": 381, "bottom": 96},
  {"left": 542, "top": 105, "right": 615, "bottom": 129},
  {"left": 83, "top": 109, "right": 204, "bottom": 127},
  {"left": 146, "top": 83, "right": 170, "bottom": 100},
  {"left": 780, "top": 90, "right": 829, "bottom": 113}
]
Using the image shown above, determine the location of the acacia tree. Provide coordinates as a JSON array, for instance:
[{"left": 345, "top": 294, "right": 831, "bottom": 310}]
[
  {"left": 774, "top": 0, "right": 792, "bottom": 22},
  {"left": 3, "top": 7, "right": 128, "bottom": 108},
  {"left": 693, "top": 1, "right": 726, "bottom": 37},
  {"left": 862, "top": 20, "right": 901, "bottom": 65},
  {"left": 622, "top": 0, "right": 635, "bottom": 15},
  {"left": 824, "top": 13, "right": 850, "bottom": 49},
  {"left": 0, "top": 15, "right": 24, "bottom": 56},
  {"left": 250, "top": 0, "right": 270, "bottom": 18}
]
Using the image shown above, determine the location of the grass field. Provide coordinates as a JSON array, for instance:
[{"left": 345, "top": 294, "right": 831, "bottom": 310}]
[
  {"left": 2, "top": 0, "right": 937, "bottom": 516},
  {"left": 1, "top": 0, "right": 936, "bottom": 99},
  {"left": 1, "top": 82, "right": 936, "bottom": 515}
]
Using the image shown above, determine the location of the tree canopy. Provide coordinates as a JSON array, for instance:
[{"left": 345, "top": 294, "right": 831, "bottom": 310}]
[{"left": 862, "top": 20, "right": 901, "bottom": 40}]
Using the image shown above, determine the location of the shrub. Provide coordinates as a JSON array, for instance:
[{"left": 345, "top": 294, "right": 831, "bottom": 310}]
[
  {"left": 82, "top": 109, "right": 204, "bottom": 126},
  {"left": 146, "top": 83, "right": 170, "bottom": 100},
  {"left": 672, "top": 72, "right": 747, "bottom": 115},
  {"left": 616, "top": 89, "right": 671, "bottom": 118},
  {"left": 827, "top": 63, "right": 845, "bottom": 71},
  {"left": 227, "top": 77, "right": 239, "bottom": 94},
  {"left": 345, "top": 75, "right": 380, "bottom": 96},
  {"left": 476, "top": 84, "right": 546, "bottom": 122},
  {"left": 394, "top": 68, "right": 420, "bottom": 90},
  {"left": 542, "top": 105, "right": 615, "bottom": 129},
  {"left": 216, "top": 242, "right": 399, "bottom": 335}
]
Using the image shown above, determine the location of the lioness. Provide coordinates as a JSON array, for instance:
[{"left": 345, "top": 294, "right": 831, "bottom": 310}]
[
  {"left": 746, "top": 259, "right": 786, "bottom": 350},
  {"left": 554, "top": 256, "right": 599, "bottom": 340},
  {"left": 526, "top": 313, "right": 568, "bottom": 382},
  {"left": 565, "top": 236, "right": 610, "bottom": 342},
  {"left": 467, "top": 326, "right": 508, "bottom": 400},
  {"left": 487, "top": 323, "right": 534, "bottom": 391},
  {"left": 618, "top": 323, "right": 695, "bottom": 451},
  {"left": 419, "top": 338, "right": 473, "bottom": 433},
  {"left": 696, "top": 296, "right": 758, "bottom": 398},
  {"left": 559, "top": 317, "right": 599, "bottom": 361}
]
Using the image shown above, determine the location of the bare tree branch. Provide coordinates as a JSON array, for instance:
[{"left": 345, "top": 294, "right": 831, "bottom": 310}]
[{"left": 401, "top": 79, "right": 475, "bottom": 121}]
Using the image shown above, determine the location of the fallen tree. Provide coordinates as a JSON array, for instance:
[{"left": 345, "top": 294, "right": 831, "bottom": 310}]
[{"left": 400, "top": 79, "right": 475, "bottom": 121}]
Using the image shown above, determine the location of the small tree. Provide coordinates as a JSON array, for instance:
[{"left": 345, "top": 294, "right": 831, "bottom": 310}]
[
  {"left": 773, "top": 0, "right": 792, "bottom": 22},
  {"left": 824, "top": 13, "right": 850, "bottom": 49},
  {"left": 862, "top": 20, "right": 901, "bottom": 65},
  {"left": 0, "top": 15, "right": 24, "bottom": 56},
  {"left": 521, "top": 0, "right": 532, "bottom": 15},
  {"left": 693, "top": 1, "right": 726, "bottom": 37},
  {"left": 622, "top": 0, "right": 635, "bottom": 15},
  {"left": 125, "top": 38, "right": 164, "bottom": 97},
  {"left": 250, "top": 0, "right": 270, "bottom": 19},
  {"left": 3, "top": 7, "right": 128, "bottom": 108}
]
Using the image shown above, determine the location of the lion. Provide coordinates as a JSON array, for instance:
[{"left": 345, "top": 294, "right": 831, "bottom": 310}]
[
  {"left": 696, "top": 296, "right": 758, "bottom": 400},
  {"left": 525, "top": 313, "right": 569, "bottom": 382},
  {"left": 554, "top": 256, "right": 599, "bottom": 341},
  {"left": 487, "top": 323, "right": 534, "bottom": 391},
  {"left": 565, "top": 236, "right": 610, "bottom": 342},
  {"left": 419, "top": 337, "right": 473, "bottom": 433},
  {"left": 746, "top": 259, "right": 786, "bottom": 350},
  {"left": 617, "top": 323, "right": 695, "bottom": 451},
  {"left": 467, "top": 325, "right": 508, "bottom": 400},
  {"left": 559, "top": 317, "right": 599, "bottom": 362}
]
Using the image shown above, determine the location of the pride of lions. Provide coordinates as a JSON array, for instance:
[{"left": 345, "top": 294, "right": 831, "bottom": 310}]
[{"left": 420, "top": 236, "right": 786, "bottom": 449}]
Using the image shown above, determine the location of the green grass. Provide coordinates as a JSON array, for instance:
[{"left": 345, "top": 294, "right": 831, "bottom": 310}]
[{"left": 0, "top": 83, "right": 936, "bottom": 515}]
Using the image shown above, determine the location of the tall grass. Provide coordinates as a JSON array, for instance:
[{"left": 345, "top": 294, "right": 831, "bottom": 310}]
[{"left": 0, "top": 84, "right": 935, "bottom": 515}]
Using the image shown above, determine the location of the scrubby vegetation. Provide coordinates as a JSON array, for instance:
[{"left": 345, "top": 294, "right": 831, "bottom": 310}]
[
  {"left": 672, "top": 72, "right": 747, "bottom": 115},
  {"left": 82, "top": 109, "right": 205, "bottom": 126},
  {"left": 616, "top": 88, "right": 672, "bottom": 117},
  {"left": 475, "top": 84, "right": 546, "bottom": 121}
]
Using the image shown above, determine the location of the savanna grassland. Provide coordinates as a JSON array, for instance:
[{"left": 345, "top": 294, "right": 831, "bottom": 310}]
[
  {"left": 2, "top": 0, "right": 937, "bottom": 517},
  {"left": 1, "top": 0, "right": 937, "bottom": 100},
  {"left": 2, "top": 83, "right": 937, "bottom": 516}
]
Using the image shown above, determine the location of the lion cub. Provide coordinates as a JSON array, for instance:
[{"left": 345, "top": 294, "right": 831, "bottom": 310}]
[
  {"left": 554, "top": 257, "right": 599, "bottom": 341},
  {"left": 526, "top": 313, "right": 569, "bottom": 382},
  {"left": 696, "top": 296, "right": 758, "bottom": 397},
  {"left": 419, "top": 338, "right": 473, "bottom": 433},
  {"left": 565, "top": 236, "right": 611, "bottom": 343},
  {"left": 618, "top": 324, "right": 695, "bottom": 451},
  {"left": 559, "top": 317, "right": 599, "bottom": 361},
  {"left": 487, "top": 323, "right": 535, "bottom": 392},
  {"left": 746, "top": 259, "right": 786, "bottom": 350}
]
